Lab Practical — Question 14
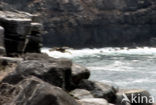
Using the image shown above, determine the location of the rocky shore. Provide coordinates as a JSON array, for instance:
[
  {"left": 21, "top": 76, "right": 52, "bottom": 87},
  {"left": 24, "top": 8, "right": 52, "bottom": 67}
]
[
  {"left": 0, "top": 2, "right": 154, "bottom": 105},
  {"left": 0, "top": 53, "right": 154, "bottom": 105}
]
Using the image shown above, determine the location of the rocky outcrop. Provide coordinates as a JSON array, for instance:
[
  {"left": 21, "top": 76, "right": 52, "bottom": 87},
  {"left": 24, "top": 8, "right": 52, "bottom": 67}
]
[
  {"left": 0, "top": 10, "right": 43, "bottom": 56},
  {"left": 1, "top": 0, "right": 156, "bottom": 48},
  {"left": 0, "top": 76, "right": 81, "bottom": 105}
]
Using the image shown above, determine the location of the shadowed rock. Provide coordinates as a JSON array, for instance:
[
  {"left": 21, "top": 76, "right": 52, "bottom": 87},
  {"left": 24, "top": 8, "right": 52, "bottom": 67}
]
[
  {"left": 72, "top": 63, "right": 90, "bottom": 86},
  {"left": 2, "top": 59, "right": 72, "bottom": 90},
  {"left": 0, "top": 10, "right": 43, "bottom": 56},
  {"left": 0, "top": 26, "right": 5, "bottom": 55},
  {"left": 78, "top": 79, "right": 117, "bottom": 103},
  {"left": 25, "top": 23, "right": 43, "bottom": 53}
]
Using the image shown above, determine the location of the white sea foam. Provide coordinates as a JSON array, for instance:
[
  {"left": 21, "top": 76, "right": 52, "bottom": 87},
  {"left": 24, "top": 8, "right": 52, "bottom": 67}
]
[{"left": 41, "top": 47, "right": 156, "bottom": 58}]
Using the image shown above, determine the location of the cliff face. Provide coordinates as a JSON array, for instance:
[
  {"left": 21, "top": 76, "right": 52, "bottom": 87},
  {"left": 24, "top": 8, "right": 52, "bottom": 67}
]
[{"left": 2, "top": 0, "right": 156, "bottom": 48}]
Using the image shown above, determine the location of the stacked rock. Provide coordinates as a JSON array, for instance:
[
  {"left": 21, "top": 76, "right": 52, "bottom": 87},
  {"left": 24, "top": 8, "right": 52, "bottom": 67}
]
[
  {"left": 0, "top": 26, "right": 5, "bottom": 55},
  {"left": 0, "top": 11, "right": 43, "bottom": 56},
  {"left": 25, "top": 22, "right": 43, "bottom": 53}
]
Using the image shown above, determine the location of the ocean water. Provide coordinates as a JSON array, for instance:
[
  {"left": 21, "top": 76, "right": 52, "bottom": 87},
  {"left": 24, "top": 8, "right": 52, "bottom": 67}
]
[{"left": 42, "top": 47, "right": 156, "bottom": 97}]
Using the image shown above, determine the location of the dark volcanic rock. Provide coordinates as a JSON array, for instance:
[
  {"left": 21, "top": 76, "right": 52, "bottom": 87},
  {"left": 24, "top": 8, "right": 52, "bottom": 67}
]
[
  {"left": 78, "top": 79, "right": 117, "bottom": 103},
  {"left": 2, "top": 60, "right": 72, "bottom": 90},
  {"left": 1, "top": 0, "right": 156, "bottom": 48},
  {"left": 0, "top": 76, "right": 81, "bottom": 105},
  {"left": 72, "top": 63, "right": 90, "bottom": 85},
  {"left": 0, "top": 26, "right": 5, "bottom": 55}
]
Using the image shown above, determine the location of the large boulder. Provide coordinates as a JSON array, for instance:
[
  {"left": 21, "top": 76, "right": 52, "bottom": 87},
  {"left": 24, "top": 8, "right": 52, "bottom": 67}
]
[
  {"left": 0, "top": 76, "right": 81, "bottom": 105},
  {"left": 78, "top": 79, "right": 117, "bottom": 103},
  {"left": 72, "top": 63, "right": 90, "bottom": 85},
  {"left": 2, "top": 59, "right": 73, "bottom": 90}
]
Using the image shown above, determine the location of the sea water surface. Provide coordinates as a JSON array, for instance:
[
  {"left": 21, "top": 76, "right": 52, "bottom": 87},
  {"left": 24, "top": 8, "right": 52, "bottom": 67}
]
[{"left": 42, "top": 47, "right": 156, "bottom": 97}]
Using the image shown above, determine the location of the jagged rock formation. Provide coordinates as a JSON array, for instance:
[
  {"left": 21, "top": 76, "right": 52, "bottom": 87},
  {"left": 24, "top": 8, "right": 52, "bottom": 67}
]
[
  {"left": 1, "top": 0, "right": 156, "bottom": 48},
  {"left": 0, "top": 10, "right": 43, "bottom": 56}
]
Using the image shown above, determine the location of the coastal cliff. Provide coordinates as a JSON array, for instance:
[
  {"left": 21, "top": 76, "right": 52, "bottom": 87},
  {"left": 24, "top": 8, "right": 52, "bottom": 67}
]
[{"left": 1, "top": 0, "right": 156, "bottom": 48}]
